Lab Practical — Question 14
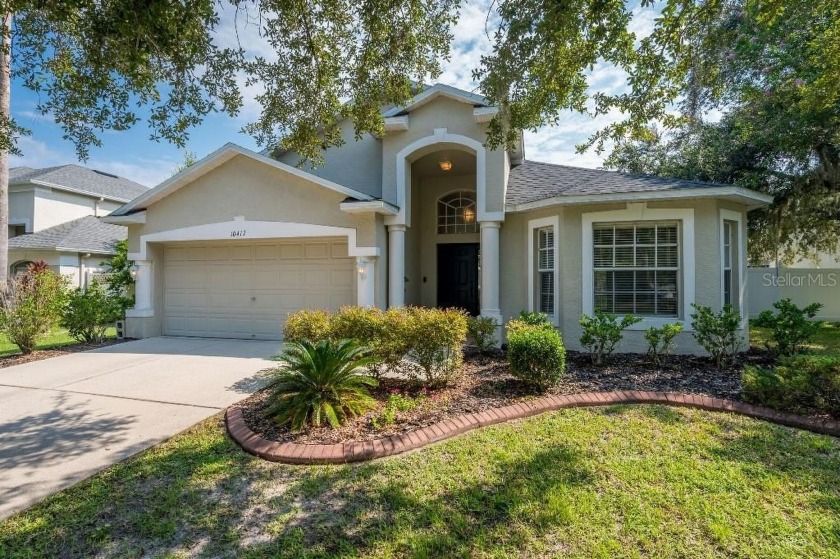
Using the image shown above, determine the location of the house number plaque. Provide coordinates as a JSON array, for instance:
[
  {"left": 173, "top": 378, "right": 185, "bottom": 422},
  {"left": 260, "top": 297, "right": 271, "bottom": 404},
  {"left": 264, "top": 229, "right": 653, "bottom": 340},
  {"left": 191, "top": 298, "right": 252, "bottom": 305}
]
[{"left": 230, "top": 230, "right": 247, "bottom": 238}]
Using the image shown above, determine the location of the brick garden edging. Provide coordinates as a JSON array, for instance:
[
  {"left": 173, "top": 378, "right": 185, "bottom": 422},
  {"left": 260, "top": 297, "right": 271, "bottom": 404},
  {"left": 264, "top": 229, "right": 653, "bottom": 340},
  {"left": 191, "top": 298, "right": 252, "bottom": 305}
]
[{"left": 225, "top": 391, "right": 840, "bottom": 464}]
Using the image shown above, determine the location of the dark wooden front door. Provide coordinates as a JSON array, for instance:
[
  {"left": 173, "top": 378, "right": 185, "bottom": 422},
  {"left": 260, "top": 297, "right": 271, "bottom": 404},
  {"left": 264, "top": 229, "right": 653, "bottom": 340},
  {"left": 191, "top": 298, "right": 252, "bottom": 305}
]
[{"left": 437, "top": 243, "right": 480, "bottom": 316}]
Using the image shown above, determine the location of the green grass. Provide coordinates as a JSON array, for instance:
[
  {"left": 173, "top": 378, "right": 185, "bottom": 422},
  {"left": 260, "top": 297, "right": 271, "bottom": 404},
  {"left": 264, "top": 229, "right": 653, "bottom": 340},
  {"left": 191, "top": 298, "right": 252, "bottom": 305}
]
[
  {"left": 0, "top": 327, "right": 117, "bottom": 357},
  {"left": 750, "top": 321, "right": 840, "bottom": 356},
  {"left": 2, "top": 406, "right": 839, "bottom": 558}
]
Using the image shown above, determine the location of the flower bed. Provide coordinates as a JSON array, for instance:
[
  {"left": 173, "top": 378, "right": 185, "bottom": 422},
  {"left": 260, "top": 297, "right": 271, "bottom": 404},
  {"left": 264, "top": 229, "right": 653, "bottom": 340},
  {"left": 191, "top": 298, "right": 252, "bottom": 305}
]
[{"left": 232, "top": 348, "right": 776, "bottom": 445}]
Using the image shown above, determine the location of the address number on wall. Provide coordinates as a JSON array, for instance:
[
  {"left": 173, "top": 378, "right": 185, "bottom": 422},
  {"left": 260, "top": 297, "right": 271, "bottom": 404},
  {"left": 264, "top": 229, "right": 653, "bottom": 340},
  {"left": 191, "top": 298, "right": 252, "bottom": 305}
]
[{"left": 230, "top": 230, "right": 247, "bottom": 238}]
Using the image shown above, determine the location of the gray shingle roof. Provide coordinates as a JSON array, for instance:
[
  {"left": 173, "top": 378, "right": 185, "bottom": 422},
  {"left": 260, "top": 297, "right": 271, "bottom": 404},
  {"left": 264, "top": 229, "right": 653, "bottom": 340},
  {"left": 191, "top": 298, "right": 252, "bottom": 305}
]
[
  {"left": 8, "top": 216, "right": 126, "bottom": 254},
  {"left": 505, "top": 160, "right": 724, "bottom": 205},
  {"left": 9, "top": 164, "right": 148, "bottom": 202}
]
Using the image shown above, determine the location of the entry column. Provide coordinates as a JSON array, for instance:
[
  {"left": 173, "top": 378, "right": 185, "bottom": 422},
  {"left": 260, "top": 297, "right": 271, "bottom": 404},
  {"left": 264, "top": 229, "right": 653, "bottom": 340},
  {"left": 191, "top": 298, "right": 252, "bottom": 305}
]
[
  {"left": 480, "top": 221, "right": 502, "bottom": 327},
  {"left": 388, "top": 224, "right": 406, "bottom": 307},
  {"left": 126, "top": 260, "right": 154, "bottom": 317}
]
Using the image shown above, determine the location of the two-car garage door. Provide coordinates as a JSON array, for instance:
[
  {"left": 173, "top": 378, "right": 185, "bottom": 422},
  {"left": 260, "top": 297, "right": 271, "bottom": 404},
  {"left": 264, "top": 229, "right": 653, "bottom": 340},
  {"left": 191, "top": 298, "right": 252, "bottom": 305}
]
[{"left": 163, "top": 238, "right": 355, "bottom": 340}]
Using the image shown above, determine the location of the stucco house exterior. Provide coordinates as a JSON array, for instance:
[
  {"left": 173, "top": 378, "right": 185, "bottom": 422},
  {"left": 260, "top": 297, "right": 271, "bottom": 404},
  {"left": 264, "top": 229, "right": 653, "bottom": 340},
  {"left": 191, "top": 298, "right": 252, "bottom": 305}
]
[
  {"left": 8, "top": 165, "right": 148, "bottom": 287},
  {"left": 104, "top": 84, "right": 773, "bottom": 352}
]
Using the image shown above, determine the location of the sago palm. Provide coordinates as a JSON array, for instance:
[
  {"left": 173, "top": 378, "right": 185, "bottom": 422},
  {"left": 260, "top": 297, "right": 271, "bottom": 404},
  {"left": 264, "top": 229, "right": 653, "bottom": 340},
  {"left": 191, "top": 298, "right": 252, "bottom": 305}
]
[{"left": 266, "top": 339, "right": 378, "bottom": 431}]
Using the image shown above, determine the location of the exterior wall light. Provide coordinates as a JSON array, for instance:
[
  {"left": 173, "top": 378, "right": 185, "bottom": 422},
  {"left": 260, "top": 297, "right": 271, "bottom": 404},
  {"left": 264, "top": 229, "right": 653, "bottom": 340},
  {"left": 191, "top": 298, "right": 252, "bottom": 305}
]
[
  {"left": 129, "top": 264, "right": 140, "bottom": 278},
  {"left": 439, "top": 160, "right": 453, "bottom": 171}
]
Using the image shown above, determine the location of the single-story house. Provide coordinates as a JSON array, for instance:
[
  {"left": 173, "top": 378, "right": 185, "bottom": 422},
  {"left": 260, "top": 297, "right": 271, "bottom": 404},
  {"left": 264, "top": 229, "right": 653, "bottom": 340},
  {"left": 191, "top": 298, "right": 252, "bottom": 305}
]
[
  {"left": 8, "top": 164, "right": 149, "bottom": 287},
  {"left": 104, "top": 83, "right": 772, "bottom": 352}
]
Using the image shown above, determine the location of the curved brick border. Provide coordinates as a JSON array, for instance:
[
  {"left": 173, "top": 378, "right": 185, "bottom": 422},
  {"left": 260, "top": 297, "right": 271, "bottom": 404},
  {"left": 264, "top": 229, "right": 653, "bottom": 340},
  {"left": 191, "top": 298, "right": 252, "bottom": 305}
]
[{"left": 226, "top": 391, "right": 840, "bottom": 464}]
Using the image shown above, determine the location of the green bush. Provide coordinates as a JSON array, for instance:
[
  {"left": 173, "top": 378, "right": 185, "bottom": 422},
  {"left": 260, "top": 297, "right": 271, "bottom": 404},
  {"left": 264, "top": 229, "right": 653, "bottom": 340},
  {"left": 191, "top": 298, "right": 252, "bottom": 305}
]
[
  {"left": 404, "top": 307, "right": 468, "bottom": 386},
  {"left": 644, "top": 323, "right": 683, "bottom": 367},
  {"left": 467, "top": 315, "right": 498, "bottom": 353},
  {"left": 690, "top": 303, "right": 743, "bottom": 369},
  {"left": 61, "top": 279, "right": 123, "bottom": 343},
  {"left": 518, "top": 310, "right": 551, "bottom": 326},
  {"left": 266, "top": 339, "right": 378, "bottom": 431},
  {"left": 579, "top": 311, "right": 643, "bottom": 365},
  {"left": 742, "top": 354, "right": 840, "bottom": 416},
  {"left": 0, "top": 262, "right": 68, "bottom": 354},
  {"left": 282, "top": 309, "right": 332, "bottom": 344},
  {"left": 100, "top": 239, "right": 135, "bottom": 315},
  {"left": 753, "top": 298, "right": 823, "bottom": 355},
  {"left": 506, "top": 321, "right": 566, "bottom": 391},
  {"left": 281, "top": 306, "right": 467, "bottom": 386}
]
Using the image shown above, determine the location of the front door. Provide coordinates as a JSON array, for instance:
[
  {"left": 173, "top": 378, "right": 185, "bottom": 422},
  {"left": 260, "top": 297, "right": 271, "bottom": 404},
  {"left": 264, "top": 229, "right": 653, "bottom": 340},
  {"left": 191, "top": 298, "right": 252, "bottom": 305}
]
[{"left": 437, "top": 243, "right": 480, "bottom": 316}]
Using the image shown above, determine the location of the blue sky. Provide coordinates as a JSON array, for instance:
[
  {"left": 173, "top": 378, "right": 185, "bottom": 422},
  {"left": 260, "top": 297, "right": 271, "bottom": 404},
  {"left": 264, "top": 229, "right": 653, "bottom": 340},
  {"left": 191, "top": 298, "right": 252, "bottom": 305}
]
[{"left": 9, "top": 1, "right": 658, "bottom": 188}]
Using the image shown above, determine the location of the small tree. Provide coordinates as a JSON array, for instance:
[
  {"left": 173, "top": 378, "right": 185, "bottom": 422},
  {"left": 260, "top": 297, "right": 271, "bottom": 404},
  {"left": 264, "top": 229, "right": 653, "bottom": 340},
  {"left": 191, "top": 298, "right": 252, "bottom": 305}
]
[
  {"left": 690, "top": 304, "right": 743, "bottom": 370},
  {"left": 100, "top": 239, "right": 135, "bottom": 315},
  {"left": 466, "top": 315, "right": 499, "bottom": 354},
  {"left": 579, "top": 311, "right": 643, "bottom": 365},
  {"left": 61, "top": 279, "right": 123, "bottom": 343},
  {"left": 0, "top": 262, "right": 67, "bottom": 354}
]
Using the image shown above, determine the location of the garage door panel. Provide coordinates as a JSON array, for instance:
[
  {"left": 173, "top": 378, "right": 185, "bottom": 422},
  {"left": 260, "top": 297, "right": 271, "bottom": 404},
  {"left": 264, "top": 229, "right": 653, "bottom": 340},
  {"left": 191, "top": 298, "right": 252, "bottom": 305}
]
[{"left": 164, "top": 239, "right": 354, "bottom": 340}]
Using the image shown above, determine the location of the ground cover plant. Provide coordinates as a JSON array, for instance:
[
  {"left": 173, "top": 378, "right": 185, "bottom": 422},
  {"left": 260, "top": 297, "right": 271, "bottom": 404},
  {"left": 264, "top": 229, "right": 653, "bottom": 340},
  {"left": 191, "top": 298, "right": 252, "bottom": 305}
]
[{"left": 2, "top": 405, "right": 839, "bottom": 558}]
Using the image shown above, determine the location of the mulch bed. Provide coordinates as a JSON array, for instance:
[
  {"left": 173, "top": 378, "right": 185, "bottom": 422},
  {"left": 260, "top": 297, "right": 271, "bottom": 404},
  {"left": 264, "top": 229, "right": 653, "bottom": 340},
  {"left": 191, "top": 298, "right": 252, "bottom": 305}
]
[
  {"left": 234, "top": 348, "right": 776, "bottom": 445},
  {"left": 0, "top": 338, "right": 128, "bottom": 368}
]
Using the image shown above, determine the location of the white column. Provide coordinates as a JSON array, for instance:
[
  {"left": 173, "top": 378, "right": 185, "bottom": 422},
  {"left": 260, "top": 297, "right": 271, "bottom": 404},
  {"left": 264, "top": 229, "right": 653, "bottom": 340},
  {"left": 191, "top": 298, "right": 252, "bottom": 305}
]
[
  {"left": 356, "top": 256, "right": 376, "bottom": 307},
  {"left": 388, "top": 225, "right": 406, "bottom": 308},
  {"left": 126, "top": 260, "right": 154, "bottom": 317},
  {"left": 480, "top": 221, "right": 502, "bottom": 322}
]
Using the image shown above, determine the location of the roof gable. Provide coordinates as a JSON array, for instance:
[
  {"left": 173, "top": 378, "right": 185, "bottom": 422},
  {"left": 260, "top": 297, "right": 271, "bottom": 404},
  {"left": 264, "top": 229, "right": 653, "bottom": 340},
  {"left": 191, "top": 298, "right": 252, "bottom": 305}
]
[
  {"left": 382, "top": 84, "right": 490, "bottom": 117},
  {"left": 107, "top": 143, "right": 375, "bottom": 217}
]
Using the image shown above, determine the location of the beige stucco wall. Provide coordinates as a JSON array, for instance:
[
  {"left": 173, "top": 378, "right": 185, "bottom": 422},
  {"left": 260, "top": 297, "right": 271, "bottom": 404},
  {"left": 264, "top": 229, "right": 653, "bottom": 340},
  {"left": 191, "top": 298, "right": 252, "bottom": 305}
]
[
  {"left": 128, "top": 155, "right": 379, "bottom": 252},
  {"left": 275, "top": 118, "right": 383, "bottom": 199},
  {"left": 8, "top": 249, "right": 108, "bottom": 288},
  {"left": 33, "top": 189, "right": 110, "bottom": 231},
  {"left": 500, "top": 198, "right": 752, "bottom": 354}
]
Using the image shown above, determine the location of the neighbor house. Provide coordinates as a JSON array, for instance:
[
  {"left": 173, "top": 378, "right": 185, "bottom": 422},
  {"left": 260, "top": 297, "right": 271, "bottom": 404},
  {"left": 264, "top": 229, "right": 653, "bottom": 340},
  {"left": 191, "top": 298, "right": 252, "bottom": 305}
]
[
  {"left": 104, "top": 84, "right": 772, "bottom": 352},
  {"left": 8, "top": 165, "right": 148, "bottom": 287}
]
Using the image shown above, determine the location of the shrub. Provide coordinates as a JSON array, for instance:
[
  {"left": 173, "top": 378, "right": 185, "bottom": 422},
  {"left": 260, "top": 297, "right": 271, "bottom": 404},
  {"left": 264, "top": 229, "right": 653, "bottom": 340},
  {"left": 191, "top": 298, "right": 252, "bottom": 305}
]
[
  {"left": 518, "top": 310, "right": 551, "bottom": 326},
  {"left": 753, "top": 298, "right": 824, "bottom": 356},
  {"left": 467, "top": 315, "right": 498, "bottom": 353},
  {"left": 0, "top": 262, "right": 68, "bottom": 354},
  {"left": 331, "top": 306, "right": 408, "bottom": 378},
  {"left": 61, "top": 279, "right": 123, "bottom": 343},
  {"left": 644, "top": 323, "right": 683, "bottom": 367},
  {"left": 690, "top": 304, "right": 743, "bottom": 369},
  {"left": 742, "top": 355, "right": 840, "bottom": 416},
  {"left": 404, "top": 307, "right": 468, "bottom": 386},
  {"left": 282, "top": 309, "right": 332, "bottom": 344},
  {"left": 579, "top": 311, "right": 643, "bottom": 365},
  {"left": 266, "top": 339, "right": 378, "bottom": 431},
  {"left": 506, "top": 321, "right": 566, "bottom": 391}
]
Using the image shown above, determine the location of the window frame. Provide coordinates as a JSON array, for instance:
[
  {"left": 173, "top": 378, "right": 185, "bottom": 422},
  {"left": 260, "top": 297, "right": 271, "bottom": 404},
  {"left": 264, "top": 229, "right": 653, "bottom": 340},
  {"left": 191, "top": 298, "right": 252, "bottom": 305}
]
[
  {"left": 528, "top": 216, "right": 560, "bottom": 325},
  {"left": 582, "top": 204, "right": 695, "bottom": 330},
  {"left": 436, "top": 190, "right": 479, "bottom": 235},
  {"left": 592, "top": 221, "right": 681, "bottom": 318},
  {"left": 719, "top": 209, "right": 746, "bottom": 323}
]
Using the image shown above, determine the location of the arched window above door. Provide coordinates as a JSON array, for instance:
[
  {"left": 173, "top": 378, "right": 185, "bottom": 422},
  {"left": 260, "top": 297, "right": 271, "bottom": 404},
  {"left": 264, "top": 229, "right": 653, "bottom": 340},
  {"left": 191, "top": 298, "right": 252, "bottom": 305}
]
[
  {"left": 437, "top": 190, "right": 479, "bottom": 234},
  {"left": 10, "top": 260, "right": 34, "bottom": 277}
]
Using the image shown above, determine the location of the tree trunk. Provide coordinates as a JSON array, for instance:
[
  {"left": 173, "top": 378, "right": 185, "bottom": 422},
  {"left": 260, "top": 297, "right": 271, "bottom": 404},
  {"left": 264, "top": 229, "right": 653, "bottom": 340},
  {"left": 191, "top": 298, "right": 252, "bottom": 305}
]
[{"left": 0, "top": 13, "right": 10, "bottom": 286}]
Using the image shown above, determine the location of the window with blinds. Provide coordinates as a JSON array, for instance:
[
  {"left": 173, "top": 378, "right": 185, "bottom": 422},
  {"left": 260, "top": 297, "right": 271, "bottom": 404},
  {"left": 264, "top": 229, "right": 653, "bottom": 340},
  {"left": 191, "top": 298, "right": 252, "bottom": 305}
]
[
  {"left": 537, "top": 227, "right": 555, "bottom": 316},
  {"left": 593, "top": 222, "right": 679, "bottom": 317},
  {"left": 723, "top": 221, "right": 734, "bottom": 307}
]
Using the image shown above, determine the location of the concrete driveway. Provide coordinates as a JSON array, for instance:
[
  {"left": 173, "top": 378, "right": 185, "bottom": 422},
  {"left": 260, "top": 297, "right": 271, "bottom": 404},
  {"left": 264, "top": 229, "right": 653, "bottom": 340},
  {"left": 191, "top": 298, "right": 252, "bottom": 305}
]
[{"left": 0, "top": 337, "right": 279, "bottom": 520}]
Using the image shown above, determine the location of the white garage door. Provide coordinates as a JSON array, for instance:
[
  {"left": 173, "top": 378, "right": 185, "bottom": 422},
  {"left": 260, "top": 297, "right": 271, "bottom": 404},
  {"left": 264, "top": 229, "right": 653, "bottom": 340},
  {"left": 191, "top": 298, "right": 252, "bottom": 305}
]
[{"left": 163, "top": 238, "right": 355, "bottom": 340}]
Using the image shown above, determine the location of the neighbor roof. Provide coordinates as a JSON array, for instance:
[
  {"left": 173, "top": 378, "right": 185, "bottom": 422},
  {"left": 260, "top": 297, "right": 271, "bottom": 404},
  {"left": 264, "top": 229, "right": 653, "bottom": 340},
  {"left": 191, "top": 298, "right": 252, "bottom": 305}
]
[
  {"left": 505, "top": 160, "right": 773, "bottom": 209},
  {"left": 8, "top": 216, "right": 126, "bottom": 254},
  {"left": 10, "top": 164, "right": 148, "bottom": 203}
]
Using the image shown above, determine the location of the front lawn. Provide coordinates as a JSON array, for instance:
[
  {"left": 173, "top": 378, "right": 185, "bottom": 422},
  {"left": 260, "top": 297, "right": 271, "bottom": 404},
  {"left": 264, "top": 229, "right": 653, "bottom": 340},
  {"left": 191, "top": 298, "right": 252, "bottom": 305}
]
[
  {"left": 2, "top": 405, "right": 839, "bottom": 558},
  {"left": 0, "top": 327, "right": 117, "bottom": 357}
]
